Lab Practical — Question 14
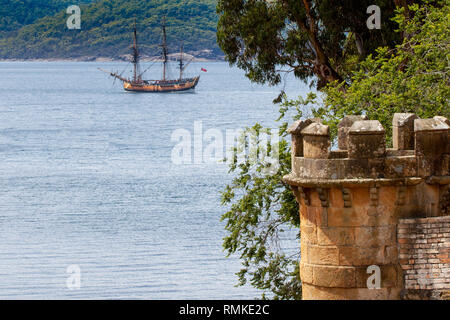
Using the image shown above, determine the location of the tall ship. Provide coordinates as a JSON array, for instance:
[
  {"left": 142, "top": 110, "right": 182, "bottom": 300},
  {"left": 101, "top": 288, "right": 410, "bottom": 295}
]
[{"left": 100, "top": 19, "right": 200, "bottom": 93}]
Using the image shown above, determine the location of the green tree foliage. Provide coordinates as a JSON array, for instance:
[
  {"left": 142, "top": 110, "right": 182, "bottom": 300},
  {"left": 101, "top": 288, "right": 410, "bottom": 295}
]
[
  {"left": 221, "top": 124, "right": 302, "bottom": 300},
  {"left": 0, "top": 0, "right": 219, "bottom": 59},
  {"left": 316, "top": 2, "right": 450, "bottom": 141},
  {"left": 221, "top": 1, "right": 449, "bottom": 299},
  {"left": 217, "top": 0, "right": 410, "bottom": 89}
]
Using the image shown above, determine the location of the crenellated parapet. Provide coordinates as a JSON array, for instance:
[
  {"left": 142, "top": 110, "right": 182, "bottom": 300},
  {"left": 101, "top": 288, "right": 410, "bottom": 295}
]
[
  {"left": 286, "top": 114, "right": 450, "bottom": 184},
  {"left": 285, "top": 114, "right": 450, "bottom": 185},
  {"left": 283, "top": 113, "right": 450, "bottom": 300}
]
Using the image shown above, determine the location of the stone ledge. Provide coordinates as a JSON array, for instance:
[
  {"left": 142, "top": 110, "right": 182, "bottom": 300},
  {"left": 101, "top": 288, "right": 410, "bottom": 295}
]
[
  {"left": 283, "top": 174, "right": 423, "bottom": 188},
  {"left": 300, "top": 262, "right": 400, "bottom": 289},
  {"left": 291, "top": 156, "right": 420, "bottom": 180},
  {"left": 399, "top": 215, "right": 450, "bottom": 225},
  {"left": 302, "top": 283, "right": 402, "bottom": 300}
]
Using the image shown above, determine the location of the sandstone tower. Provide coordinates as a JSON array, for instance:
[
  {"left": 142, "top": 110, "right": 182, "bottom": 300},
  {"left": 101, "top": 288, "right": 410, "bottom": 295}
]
[{"left": 283, "top": 114, "right": 450, "bottom": 300}]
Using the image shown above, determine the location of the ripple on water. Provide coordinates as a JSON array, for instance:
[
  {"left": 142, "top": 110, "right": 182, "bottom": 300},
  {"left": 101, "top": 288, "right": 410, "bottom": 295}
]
[{"left": 0, "top": 61, "right": 306, "bottom": 299}]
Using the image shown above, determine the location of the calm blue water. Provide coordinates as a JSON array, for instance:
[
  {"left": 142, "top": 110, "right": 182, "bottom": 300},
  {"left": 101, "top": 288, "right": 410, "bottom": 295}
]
[{"left": 0, "top": 61, "right": 307, "bottom": 299}]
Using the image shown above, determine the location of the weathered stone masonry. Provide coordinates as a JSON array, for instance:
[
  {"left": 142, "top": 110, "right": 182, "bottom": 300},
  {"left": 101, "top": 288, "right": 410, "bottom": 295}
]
[
  {"left": 283, "top": 113, "right": 450, "bottom": 300},
  {"left": 398, "top": 216, "right": 450, "bottom": 299}
]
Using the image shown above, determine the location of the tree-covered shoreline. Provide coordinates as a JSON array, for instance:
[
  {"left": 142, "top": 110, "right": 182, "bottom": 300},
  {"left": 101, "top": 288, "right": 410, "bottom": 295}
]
[{"left": 0, "top": 0, "right": 221, "bottom": 60}]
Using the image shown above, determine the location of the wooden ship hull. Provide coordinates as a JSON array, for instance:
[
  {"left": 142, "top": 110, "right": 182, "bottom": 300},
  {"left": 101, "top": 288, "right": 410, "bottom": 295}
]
[{"left": 123, "top": 76, "right": 200, "bottom": 92}]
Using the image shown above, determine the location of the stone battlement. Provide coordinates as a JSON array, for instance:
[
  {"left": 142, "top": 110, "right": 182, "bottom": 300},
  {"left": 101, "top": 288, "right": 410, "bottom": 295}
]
[
  {"left": 283, "top": 113, "right": 450, "bottom": 300},
  {"left": 284, "top": 114, "right": 450, "bottom": 185}
]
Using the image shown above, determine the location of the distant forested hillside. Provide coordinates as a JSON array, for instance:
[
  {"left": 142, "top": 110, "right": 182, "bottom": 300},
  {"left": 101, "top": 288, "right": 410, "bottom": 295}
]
[
  {"left": 0, "top": 0, "right": 95, "bottom": 32},
  {"left": 0, "top": 0, "right": 220, "bottom": 59}
]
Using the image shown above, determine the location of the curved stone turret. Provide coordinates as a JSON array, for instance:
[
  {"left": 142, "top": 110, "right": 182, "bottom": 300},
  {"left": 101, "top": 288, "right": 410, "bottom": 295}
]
[{"left": 283, "top": 113, "right": 450, "bottom": 300}]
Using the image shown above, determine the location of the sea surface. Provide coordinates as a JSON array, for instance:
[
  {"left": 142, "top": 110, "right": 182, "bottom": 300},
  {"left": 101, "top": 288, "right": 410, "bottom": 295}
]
[{"left": 0, "top": 61, "right": 308, "bottom": 299}]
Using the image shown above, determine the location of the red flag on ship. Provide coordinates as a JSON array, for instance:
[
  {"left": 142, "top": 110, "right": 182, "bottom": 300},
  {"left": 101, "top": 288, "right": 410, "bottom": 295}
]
[{"left": 201, "top": 68, "right": 207, "bottom": 72}]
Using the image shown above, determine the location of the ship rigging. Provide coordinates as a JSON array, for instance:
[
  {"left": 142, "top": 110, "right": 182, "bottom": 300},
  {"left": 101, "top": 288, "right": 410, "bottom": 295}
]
[{"left": 99, "top": 19, "right": 200, "bottom": 93}]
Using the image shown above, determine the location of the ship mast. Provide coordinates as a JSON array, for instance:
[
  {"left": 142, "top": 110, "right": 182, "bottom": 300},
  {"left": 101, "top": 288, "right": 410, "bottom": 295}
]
[
  {"left": 131, "top": 20, "right": 141, "bottom": 83},
  {"left": 179, "top": 43, "right": 184, "bottom": 81},
  {"left": 161, "top": 17, "right": 168, "bottom": 82}
]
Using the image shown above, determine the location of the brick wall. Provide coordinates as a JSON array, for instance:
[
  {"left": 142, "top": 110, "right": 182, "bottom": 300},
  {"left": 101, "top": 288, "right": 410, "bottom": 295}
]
[{"left": 398, "top": 216, "right": 450, "bottom": 299}]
